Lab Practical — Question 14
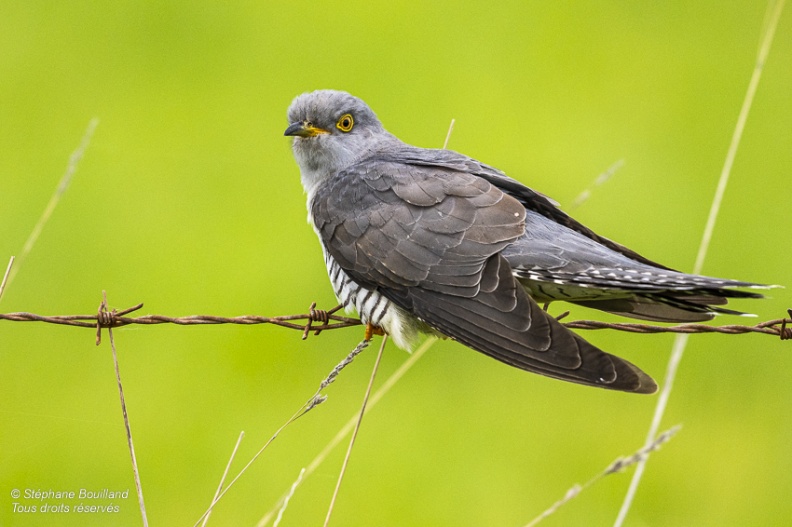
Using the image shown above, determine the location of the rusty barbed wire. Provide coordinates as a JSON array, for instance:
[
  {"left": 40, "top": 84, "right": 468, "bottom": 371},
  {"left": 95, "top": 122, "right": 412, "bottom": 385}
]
[
  {"left": 564, "top": 312, "right": 792, "bottom": 339},
  {"left": 0, "top": 298, "right": 790, "bottom": 343},
  {"left": 0, "top": 300, "right": 363, "bottom": 345}
]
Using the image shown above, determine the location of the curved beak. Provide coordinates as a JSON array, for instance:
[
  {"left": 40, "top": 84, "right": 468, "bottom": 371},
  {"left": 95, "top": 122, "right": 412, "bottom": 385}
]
[{"left": 284, "top": 121, "right": 330, "bottom": 138}]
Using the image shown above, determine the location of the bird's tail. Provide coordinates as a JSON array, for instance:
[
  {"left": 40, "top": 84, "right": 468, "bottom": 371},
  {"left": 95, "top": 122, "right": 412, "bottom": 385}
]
[{"left": 571, "top": 286, "right": 771, "bottom": 323}]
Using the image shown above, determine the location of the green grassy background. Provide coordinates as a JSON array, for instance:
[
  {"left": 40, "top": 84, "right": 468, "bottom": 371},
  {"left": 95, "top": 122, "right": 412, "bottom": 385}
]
[{"left": 1, "top": 2, "right": 790, "bottom": 526}]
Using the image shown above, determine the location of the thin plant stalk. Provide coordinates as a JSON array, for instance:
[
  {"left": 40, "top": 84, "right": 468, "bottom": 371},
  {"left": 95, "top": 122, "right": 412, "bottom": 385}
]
[
  {"left": 201, "top": 431, "right": 245, "bottom": 527},
  {"left": 103, "top": 292, "right": 149, "bottom": 527},
  {"left": 323, "top": 335, "right": 388, "bottom": 527},
  {"left": 272, "top": 468, "right": 305, "bottom": 527},
  {"left": 569, "top": 159, "right": 624, "bottom": 210},
  {"left": 0, "top": 256, "right": 14, "bottom": 303},
  {"left": 258, "top": 336, "right": 437, "bottom": 526},
  {"left": 6, "top": 118, "right": 98, "bottom": 289},
  {"left": 524, "top": 426, "right": 680, "bottom": 527},
  {"left": 614, "top": 2, "right": 786, "bottom": 524},
  {"left": 442, "top": 118, "right": 456, "bottom": 149},
  {"left": 193, "top": 340, "right": 370, "bottom": 527}
]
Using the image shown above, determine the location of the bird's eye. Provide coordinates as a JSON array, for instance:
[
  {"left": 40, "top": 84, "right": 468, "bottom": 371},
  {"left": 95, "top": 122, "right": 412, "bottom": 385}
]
[{"left": 336, "top": 114, "right": 354, "bottom": 132}]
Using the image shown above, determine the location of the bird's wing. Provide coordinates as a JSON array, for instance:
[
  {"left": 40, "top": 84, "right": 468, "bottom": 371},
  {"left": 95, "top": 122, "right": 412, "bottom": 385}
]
[
  {"left": 503, "top": 210, "right": 761, "bottom": 289},
  {"left": 311, "top": 159, "right": 656, "bottom": 393},
  {"left": 383, "top": 145, "right": 675, "bottom": 271}
]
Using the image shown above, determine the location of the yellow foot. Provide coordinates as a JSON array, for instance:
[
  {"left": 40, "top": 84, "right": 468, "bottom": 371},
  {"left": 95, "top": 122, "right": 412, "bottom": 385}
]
[{"left": 364, "top": 323, "right": 385, "bottom": 341}]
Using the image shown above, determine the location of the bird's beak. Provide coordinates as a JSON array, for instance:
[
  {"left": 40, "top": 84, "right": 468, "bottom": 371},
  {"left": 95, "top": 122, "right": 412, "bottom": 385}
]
[{"left": 284, "top": 121, "right": 330, "bottom": 138}]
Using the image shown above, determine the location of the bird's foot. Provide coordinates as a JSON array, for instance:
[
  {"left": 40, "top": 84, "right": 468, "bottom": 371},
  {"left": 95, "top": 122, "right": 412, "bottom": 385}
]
[{"left": 364, "top": 323, "right": 385, "bottom": 341}]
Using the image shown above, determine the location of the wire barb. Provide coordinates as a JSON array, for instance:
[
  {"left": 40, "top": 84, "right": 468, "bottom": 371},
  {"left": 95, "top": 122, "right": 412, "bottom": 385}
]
[
  {"left": 95, "top": 299, "right": 144, "bottom": 345},
  {"left": 302, "top": 302, "right": 344, "bottom": 339},
  {"left": 96, "top": 296, "right": 112, "bottom": 345},
  {"left": 780, "top": 309, "right": 792, "bottom": 340}
]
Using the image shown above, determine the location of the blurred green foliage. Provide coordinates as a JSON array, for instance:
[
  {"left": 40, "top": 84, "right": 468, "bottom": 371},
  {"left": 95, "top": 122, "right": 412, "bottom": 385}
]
[{"left": 1, "top": 2, "right": 790, "bottom": 526}]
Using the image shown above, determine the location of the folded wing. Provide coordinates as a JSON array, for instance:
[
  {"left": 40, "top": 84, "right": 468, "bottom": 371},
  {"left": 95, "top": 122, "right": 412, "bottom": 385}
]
[{"left": 312, "top": 160, "right": 657, "bottom": 393}]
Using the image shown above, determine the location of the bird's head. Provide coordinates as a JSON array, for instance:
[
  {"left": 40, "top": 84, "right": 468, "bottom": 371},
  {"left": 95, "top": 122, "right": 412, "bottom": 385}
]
[{"left": 285, "top": 90, "right": 392, "bottom": 192}]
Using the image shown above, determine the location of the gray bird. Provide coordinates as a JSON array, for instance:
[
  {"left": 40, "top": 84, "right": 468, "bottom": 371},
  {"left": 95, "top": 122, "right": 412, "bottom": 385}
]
[{"left": 284, "top": 89, "right": 767, "bottom": 394}]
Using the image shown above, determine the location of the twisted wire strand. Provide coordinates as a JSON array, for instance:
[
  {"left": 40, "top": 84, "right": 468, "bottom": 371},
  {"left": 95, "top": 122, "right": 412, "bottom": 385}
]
[{"left": 1, "top": 301, "right": 789, "bottom": 341}]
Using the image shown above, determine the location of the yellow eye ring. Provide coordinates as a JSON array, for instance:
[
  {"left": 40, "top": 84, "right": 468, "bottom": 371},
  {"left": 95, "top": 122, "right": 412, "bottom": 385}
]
[{"left": 336, "top": 113, "right": 354, "bottom": 132}]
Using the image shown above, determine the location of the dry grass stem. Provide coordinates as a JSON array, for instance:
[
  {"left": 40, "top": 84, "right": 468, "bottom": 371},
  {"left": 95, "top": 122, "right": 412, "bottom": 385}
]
[
  {"left": 201, "top": 431, "right": 245, "bottom": 527},
  {"left": 442, "top": 118, "right": 456, "bottom": 149},
  {"left": 0, "top": 256, "right": 14, "bottom": 303},
  {"left": 614, "top": 2, "right": 786, "bottom": 525},
  {"left": 524, "top": 426, "right": 681, "bottom": 527},
  {"left": 7, "top": 118, "right": 98, "bottom": 289},
  {"left": 193, "top": 410, "right": 303, "bottom": 526},
  {"left": 193, "top": 340, "right": 370, "bottom": 527},
  {"left": 101, "top": 292, "right": 149, "bottom": 527},
  {"left": 258, "top": 336, "right": 437, "bottom": 526},
  {"left": 569, "top": 159, "right": 624, "bottom": 210},
  {"left": 323, "top": 335, "right": 388, "bottom": 527},
  {"left": 270, "top": 468, "right": 305, "bottom": 527}
]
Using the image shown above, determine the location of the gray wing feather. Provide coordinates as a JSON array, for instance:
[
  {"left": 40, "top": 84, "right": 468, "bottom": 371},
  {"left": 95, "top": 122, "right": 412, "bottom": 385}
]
[
  {"left": 378, "top": 145, "right": 676, "bottom": 270},
  {"left": 312, "top": 160, "right": 656, "bottom": 393},
  {"left": 501, "top": 210, "right": 763, "bottom": 321}
]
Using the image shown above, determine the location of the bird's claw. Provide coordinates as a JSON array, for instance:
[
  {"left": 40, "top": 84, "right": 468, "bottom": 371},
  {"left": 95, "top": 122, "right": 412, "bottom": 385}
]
[{"left": 365, "top": 323, "right": 385, "bottom": 341}]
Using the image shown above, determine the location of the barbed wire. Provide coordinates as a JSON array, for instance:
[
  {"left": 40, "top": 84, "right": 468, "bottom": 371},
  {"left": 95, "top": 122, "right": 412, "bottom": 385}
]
[
  {"left": 1, "top": 296, "right": 789, "bottom": 344},
  {"left": 563, "top": 315, "right": 792, "bottom": 338}
]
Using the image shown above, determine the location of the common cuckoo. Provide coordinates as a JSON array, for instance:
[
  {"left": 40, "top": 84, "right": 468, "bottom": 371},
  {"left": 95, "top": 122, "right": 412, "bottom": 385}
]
[{"left": 284, "top": 89, "right": 767, "bottom": 394}]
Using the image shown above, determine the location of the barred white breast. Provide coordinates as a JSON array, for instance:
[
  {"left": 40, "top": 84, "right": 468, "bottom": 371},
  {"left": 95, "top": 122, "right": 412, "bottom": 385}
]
[{"left": 321, "top": 248, "right": 420, "bottom": 350}]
